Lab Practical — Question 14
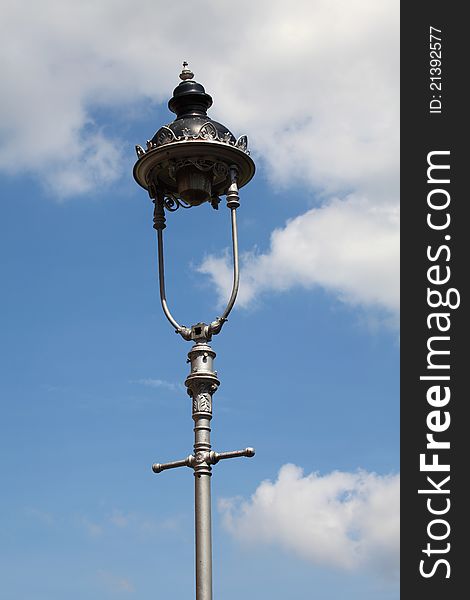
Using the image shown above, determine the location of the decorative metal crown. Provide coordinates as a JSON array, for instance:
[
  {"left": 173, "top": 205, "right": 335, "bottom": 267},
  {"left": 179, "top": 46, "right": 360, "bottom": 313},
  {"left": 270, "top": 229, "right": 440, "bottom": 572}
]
[{"left": 133, "top": 63, "right": 255, "bottom": 197}]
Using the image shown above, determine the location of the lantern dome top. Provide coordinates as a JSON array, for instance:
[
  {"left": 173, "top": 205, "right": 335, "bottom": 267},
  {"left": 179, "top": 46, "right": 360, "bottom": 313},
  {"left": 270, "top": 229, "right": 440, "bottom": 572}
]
[
  {"left": 133, "top": 63, "right": 255, "bottom": 199},
  {"left": 149, "top": 63, "right": 239, "bottom": 149},
  {"left": 168, "top": 62, "right": 213, "bottom": 118}
]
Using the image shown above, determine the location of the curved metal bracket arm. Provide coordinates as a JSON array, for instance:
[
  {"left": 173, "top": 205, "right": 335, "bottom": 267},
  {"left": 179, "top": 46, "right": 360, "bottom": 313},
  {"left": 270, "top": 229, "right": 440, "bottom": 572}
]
[
  {"left": 208, "top": 167, "right": 241, "bottom": 338},
  {"left": 156, "top": 228, "right": 192, "bottom": 340},
  {"left": 152, "top": 166, "right": 241, "bottom": 342},
  {"left": 153, "top": 192, "right": 192, "bottom": 340}
]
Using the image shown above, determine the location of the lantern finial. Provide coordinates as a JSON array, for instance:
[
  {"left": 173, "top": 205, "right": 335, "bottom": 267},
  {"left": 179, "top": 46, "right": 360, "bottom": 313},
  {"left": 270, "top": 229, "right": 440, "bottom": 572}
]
[{"left": 179, "top": 61, "right": 194, "bottom": 81}]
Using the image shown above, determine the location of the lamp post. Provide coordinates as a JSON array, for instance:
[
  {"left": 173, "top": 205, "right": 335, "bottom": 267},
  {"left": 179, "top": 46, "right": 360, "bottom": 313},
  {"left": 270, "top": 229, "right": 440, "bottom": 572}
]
[{"left": 133, "top": 63, "right": 256, "bottom": 600}]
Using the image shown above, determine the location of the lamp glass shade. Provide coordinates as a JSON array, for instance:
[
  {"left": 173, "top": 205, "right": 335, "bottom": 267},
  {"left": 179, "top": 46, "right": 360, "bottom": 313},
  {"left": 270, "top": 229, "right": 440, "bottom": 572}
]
[{"left": 176, "top": 166, "right": 212, "bottom": 206}]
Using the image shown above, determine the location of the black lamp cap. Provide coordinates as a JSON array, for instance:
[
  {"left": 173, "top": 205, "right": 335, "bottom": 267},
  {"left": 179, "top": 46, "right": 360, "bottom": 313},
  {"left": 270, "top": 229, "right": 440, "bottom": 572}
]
[
  {"left": 168, "top": 79, "right": 213, "bottom": 118},
  {"left": 150, "top": 63, "right": 237, "bottom": 150}
]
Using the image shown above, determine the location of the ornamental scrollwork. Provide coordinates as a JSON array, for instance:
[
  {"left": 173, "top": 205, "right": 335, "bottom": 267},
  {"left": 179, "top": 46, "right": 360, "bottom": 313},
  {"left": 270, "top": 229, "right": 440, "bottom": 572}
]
[
  {"left": 235, "top": 135, "right": 248, "bottom": 152},
  {"left": 193, "top": 393, "right": 212, "bottom": 414},
  {"left": 199, "top": 122, "right": 218, "bottom": 140},
  {"left": 168, "top": 158, "right": 229, "bottom": 187},
  {"left": 174, "top": 158, "right": 217, "bottom": 172},
  {"left": 181, "top": 127, "right": 192, "bottom": 140},
  {"left": 163, "top": 194, "right": 192, "bottom": 212},
  {"left": 156, "top": 126, "right": 176, "bottom": 146},
  {"left": 213, "top": 162, "right": 228, "bottom": 179},
  {"left": 147, "top": 122, "right": 250, "bottom": 154},
  {"left": 188, "top": 381, "right": 218, "bottom": 414}
]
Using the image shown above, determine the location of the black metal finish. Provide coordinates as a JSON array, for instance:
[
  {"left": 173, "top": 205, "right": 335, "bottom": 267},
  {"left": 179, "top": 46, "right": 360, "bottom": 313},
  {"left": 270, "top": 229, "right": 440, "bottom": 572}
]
[
  {"left": 152, "top": 76, "right": 236, "bottom": 149},
  {"left": 168, "top": 79, "right": 213, "bottom": 117},
  {"left": 151, "top": 115, "right": 236, "bottom": 150},
  {"left": 133, "top": 64, "right": 255, "bottom": 203}
]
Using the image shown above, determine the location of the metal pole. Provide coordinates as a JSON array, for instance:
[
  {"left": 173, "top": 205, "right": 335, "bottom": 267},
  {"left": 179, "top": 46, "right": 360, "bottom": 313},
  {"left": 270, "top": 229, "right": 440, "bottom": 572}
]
[
  {"left": 151, "top": 170, "right": 255, "bottom": 600},
  {"left": 186, "top": 338, "right": 219, "bottom": 600},
  {"left": 194, "top": 432, "right": 213, "bottom": 600},
  {"left": 152, "top": 332, "right": 255, "bottom": 599}
]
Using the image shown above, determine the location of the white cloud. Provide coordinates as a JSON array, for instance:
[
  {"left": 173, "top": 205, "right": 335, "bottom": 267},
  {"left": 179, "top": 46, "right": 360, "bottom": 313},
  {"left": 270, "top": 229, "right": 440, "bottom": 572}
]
[
  {"left": 79, "top": 508, "right": 182, "bottom": 539},
  {"left": 219, "top": 464, "right": 399, "bottom": 578},
  {"left": 109, "top": 509, "right": 129, "bottom": 528},
  {"left": 97, "top": 569, "right": 135, "bottom": 594},
  {"left": 24, "top": 507, "right": 55, "bottom": 526},
  {"left": 199, "top": 194, "right": 399, "bottom": 316},
  {"left": 1, "top": 0, "right": 398, "bottom": 315},
  {"left": 80, "top": 516, "right": 103, "bottom": 538},
  {"left": 133, "top": 378, "right": 185, "bottom": 393},
  {"left": 1, "top": 0, "right": 397, "bottom": 198}
]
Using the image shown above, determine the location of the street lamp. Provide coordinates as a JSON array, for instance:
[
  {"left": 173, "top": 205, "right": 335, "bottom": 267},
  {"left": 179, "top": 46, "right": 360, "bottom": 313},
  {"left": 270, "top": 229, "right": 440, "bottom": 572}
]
[{"left": 133, "top": 62, "right": 256, "bottom": 600}]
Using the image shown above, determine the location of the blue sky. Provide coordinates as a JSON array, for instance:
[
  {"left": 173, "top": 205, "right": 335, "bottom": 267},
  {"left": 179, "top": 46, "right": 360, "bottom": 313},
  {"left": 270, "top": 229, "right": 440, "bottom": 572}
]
[{"left": 0, "top": 1, "right": 399, "bottom": 598}]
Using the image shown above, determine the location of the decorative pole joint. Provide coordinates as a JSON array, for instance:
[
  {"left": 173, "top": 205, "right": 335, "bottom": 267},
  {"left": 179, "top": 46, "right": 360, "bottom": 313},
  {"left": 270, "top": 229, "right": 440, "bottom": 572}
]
[
  {"left": 152, "top": 448, "right": 255, "bottom": 475},
  {"left": 207, "top": 316, "right": 227, "bottom": 337},
  {"left": 226, "top": 166, "right": 240, "bottom": 209},
  {"left": 185, "top": 340, "right": 219, "bottom": 417},
  {"left": 152, "top": 190, "right": 166, "bottom": 231}
]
